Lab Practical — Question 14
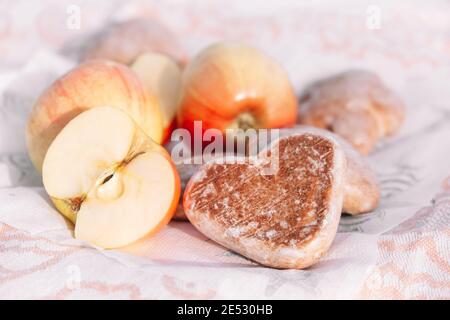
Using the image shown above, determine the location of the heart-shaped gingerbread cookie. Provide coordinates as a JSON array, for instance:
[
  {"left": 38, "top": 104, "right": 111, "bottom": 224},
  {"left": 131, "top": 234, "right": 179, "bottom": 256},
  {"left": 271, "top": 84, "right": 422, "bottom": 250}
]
[
  {"left": 183, "top": 133, "right": 346, "bottom": 269},
  {"left": 174, "top": 126, "right": 378, "bottom": 220}
]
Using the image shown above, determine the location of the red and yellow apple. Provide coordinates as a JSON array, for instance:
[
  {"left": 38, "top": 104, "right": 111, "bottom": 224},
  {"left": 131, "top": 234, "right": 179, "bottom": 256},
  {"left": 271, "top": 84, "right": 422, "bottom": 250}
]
[
  {"left": 177, "top": 42, "right": 298, "bottom": 138},
  {"left": 26, "top": 59, "right": 164, "bottom": 172}
]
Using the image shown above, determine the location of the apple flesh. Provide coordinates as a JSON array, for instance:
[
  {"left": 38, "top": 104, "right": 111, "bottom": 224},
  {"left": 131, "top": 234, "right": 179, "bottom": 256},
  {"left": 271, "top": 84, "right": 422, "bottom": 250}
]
[
  {"left": 42, "top": 106, "right": 180, "bottom": 248},
  {"left": 177, "top": 42, "right": 298, "bottom": 138},
  {"left": 26, "top": 60, "right": 164, "bottom": 172},
  {"left": 131, "top": 52, "right": 182, "bottom": 143}
]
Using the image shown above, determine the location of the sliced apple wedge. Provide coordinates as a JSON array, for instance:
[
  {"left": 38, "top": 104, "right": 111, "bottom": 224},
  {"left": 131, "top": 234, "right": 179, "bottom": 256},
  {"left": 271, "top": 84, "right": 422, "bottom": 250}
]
[
  {"left": 42, "top": 106, "right": 180, "bottom": 248},
  {"left": 131, "top": 52, "right": 182, "bottom": 142}
]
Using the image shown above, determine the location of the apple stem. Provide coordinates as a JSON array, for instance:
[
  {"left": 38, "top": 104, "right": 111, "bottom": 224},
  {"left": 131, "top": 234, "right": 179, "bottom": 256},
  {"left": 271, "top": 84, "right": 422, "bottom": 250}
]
[{"left": 235, "top": 112, "right": 256, "bottom": 130}]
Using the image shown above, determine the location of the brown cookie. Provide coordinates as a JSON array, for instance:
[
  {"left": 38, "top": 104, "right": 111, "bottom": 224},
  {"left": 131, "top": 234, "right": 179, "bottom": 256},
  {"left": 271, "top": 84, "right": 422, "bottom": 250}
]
[
  {"left": 298, "top": 70, "right": 405, "bottom": 154},
  {"left": 79, "top": 18, "right": 185, "bottom": 65},
  {"left": 183, "top": 133, "right": 346, "bottom": 269},
  {"left": 172, "top": 126, "right": 379, "bottom": 219}
]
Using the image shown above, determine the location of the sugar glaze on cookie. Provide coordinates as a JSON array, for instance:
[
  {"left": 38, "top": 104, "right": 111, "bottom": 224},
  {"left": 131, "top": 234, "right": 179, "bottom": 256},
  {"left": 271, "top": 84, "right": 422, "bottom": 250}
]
[{"left": 184, "top": 134, "right": 346, "bottom": 269}]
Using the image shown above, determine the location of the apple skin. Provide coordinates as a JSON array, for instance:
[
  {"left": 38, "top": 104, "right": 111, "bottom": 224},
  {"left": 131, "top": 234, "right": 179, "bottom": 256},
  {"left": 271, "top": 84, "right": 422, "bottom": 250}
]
[
  {"left": 52, "top": 198, "right": 78, "bottom": 223},
  {"left": 26, "top": 60, "right": 164, "bottom": 172},
  {"left": 177, "top": 43, "right": 298, "bottom": 139}
]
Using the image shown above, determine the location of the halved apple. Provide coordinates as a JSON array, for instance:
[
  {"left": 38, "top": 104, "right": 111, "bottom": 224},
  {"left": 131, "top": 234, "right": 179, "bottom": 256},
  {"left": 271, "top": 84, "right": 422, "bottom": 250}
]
[
  {"left": 42, "top": 106, "right": 180, "bottom": 248},
  {"left": 131, "top": 52, "right": 182, "bottom": 143}
]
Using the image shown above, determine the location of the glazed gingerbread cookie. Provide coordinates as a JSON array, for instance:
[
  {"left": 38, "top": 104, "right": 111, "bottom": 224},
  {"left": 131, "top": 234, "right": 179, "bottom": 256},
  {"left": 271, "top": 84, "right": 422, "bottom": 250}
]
[
  {"left": 183, "top": 133, "right": 346, "bottom": 269},
  {"left": 79, "top": 18, "right": 185, "bottom": 65},
  {"left": 298, "top": 70, "right": 405, "bottom": 155},
  {"left": 173, "top": 126, "right": 379, "bottom": 219}
]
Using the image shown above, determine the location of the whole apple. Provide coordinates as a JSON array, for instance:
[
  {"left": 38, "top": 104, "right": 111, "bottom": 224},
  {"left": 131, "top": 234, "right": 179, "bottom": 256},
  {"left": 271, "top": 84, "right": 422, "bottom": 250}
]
[{"left": 177, "top": 42, "right": 298, "bottom": 141}]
